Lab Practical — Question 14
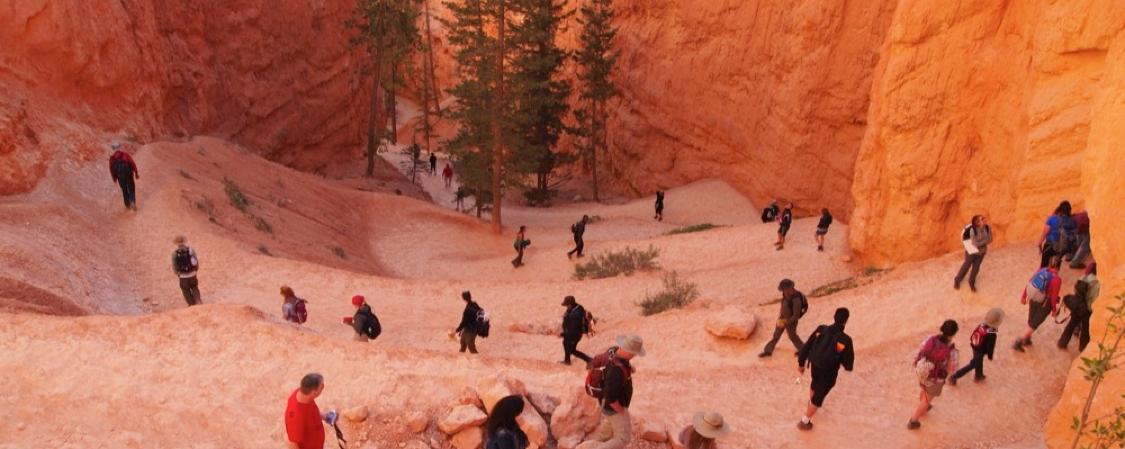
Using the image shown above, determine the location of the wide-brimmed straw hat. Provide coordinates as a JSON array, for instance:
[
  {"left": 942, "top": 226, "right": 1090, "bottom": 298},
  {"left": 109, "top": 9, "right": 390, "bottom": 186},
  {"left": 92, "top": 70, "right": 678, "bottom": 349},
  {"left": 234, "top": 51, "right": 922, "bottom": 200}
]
[
  {"left": 984, "top": 308, "right": 1004, "bottom": 328},
  {"left": 693, "top": 411, "right": 732, "bottom": 438},
  {"left": 615, "top": 334, "right": 646, "bottom": 357}
]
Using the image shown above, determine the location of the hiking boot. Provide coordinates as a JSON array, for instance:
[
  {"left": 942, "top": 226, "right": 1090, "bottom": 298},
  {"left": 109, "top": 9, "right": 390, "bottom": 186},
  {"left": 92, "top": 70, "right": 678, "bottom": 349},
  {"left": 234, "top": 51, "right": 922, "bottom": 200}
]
[
  {"left": 953, "top": 280, "right": 961, "bottom": 290},
  {"left": 908, "top": 420, "right": 921, "bottom": 430},
  {"left": 949, "top": 377, "right": 957, "bottom": 387},
  {"left": 1012, "top": 340, "right": 1025, "bottom": 352},
  {"left": 557, "top": 360, "right": 572, "bottom": 366},
  {"left": 974, "top": 375, "right": 986, "bottom": 383},
  {"left": 970, "top": 285, "right": 977, "bottom": 293},
  {"left": 776, "top": 245, "right": 784, "bottom": 251},
  {"left": 817, "top": 245, "right": 824, "bottom": 252},
  {"left": 797, "top": 421, "right": 813, "bottom": 431},
  {"left": 758, "top": 351, "right": 772, "bottom": 358}
]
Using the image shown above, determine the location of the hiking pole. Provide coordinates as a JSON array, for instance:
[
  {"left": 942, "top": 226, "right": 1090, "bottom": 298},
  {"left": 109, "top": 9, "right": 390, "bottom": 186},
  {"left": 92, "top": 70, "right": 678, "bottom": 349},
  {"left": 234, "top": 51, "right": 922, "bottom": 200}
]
[{"left": 332, "top": 422, "right": 346, "bottom": 449}]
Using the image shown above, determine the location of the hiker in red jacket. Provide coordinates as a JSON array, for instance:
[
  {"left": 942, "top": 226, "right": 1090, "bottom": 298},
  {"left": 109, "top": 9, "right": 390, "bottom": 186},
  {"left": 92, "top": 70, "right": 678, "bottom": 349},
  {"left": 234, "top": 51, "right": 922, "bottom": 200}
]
[
  {"left": 109, "top": 144, "right": 139, "bottom": 210},
  {"left": 442, "top": 164, "right": 454, "bottom": 188},
  {"left": 1013, "top": 256, "right": 1063, "bottom": 352}
]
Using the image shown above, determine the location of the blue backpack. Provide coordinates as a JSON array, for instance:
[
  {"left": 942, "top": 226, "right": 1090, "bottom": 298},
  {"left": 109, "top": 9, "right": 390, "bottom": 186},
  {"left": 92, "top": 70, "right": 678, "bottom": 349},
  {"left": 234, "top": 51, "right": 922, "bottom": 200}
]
[{"left": 1026, "top": 269, "right": 1053, "bottom": 303}]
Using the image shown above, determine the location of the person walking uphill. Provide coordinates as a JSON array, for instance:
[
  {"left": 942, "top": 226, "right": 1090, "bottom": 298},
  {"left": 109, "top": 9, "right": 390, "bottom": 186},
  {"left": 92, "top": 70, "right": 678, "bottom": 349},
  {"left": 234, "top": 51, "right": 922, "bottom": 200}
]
[
  {"left": 951, "top": 308, "right": 1003, "bottom": 385},
  {"left": 677, "top": 412, "right": 732, "bottom": 448},
  {"left": 774, "top": 203, "right": 793, "bottom": 250},
  {"left": 284, "top": 373, "right": 339, "bottom": 449},
  {"left": 578, "top": 334, "right": 645, "bottom": 449},
  {"left": 512, "top": 226, "right": 530, "bottom": 268},
  {"left": 1013, "top": 256, "right": 1063, "bottom": 352},
  {"left": 343, "top": 295, "right": 381, "bottom": 342},
  {"left": 795, "top": 307, "right": 854, "bottom": 431},
  {"left": 559, "top": 296, "right": 593, "bottom": 366},
  {"left": 1036, "top": 201, "right": 1076, "bottom": 268},
  {"left": 453, "top": 291, "right": 485, "bottom": 354},
  {"left": 485, "top": 395, "right": 530, "bottom": 449},
  {"left": 814, "top": 208, "right": 833, "bottom": 252},
  {"left": 909, "top": 320, "right": 959, "bottom": 430},
  {"left": 280, "top": 286, "right": 308, "bottom": 325},
  {"left": 568, "top": 216, "right": 590, "bottom": 259},
  {"left": 759, "top": 279, "right": 807, "bottom": 357},
  {"left": 429, "top": 152, "right": 438, "bottom": 176},
  {"left": 1068, "top": 209, "right": 1092, "bottom": 269},
  {"left": 654, "top": 191, "right": 665, "bottom": 221},
  {"left": 442, "top": 164, "right": 454, "bottom": 188},
  {"left": 172, "top": 236, "right": 201, "bottom": 306},
  {"left": 1059, "top": 263, "right": 1100, "bottom": 352},
  {"left": 109, "top": 144, "right": 139, "bottom": 210},
  {"left": 954, "top": 215, "right": 993, "bottom": 292}
]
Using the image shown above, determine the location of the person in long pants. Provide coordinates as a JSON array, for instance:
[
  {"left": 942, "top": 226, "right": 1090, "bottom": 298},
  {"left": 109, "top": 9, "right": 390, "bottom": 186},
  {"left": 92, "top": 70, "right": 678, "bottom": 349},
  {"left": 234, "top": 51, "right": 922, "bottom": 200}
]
[
  {"left": 954, "top": 215, "right": 993, "bottom": 292},
  {"left": 567, "top": 216, "right": 589, "bottom": 259},
  {"left": 512, "top": 226, "right": 529, "bottom": 268},
  {"left": 951, "top": 308, "right": 1003, "bottom": 385},
  {"left": 559, "top": 296, "right": 592, "bottom": 365},
  {"left": 759, "top": 279, "right": 805, "bottom": 357},
  {"left": 1058, "top": 264, "right": 1100, "bottom": 352},
  {"left": 1036, "top": 201, "right": 1074, "bottom": 268},
  {"left": 454, "top": 291, "right": 482, "bottom": 354}
]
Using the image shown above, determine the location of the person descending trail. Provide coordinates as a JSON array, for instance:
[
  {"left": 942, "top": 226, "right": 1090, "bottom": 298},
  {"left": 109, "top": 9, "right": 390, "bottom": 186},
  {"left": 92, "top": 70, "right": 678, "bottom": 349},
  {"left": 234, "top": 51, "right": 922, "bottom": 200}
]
[
  {"left": 559, "top": 295, "right": 593, "bottom": 366},
  {"left": 442, "top": 164, "right": 454, "bottom": 188},
  {"left": 677, "top": 412, "right": 732, "bottom": 448},
  {"left": 281, "top": 286, "right": 308, "bottom": 325},
  {"left": 1058, "top": 263, "right": 1100, "bottom": 352},
  {"left": 342, "top": 295, "right": 381, "bottom": 342},
  {"left": 759, "top": 279, "right": 807, "bottom": 357},
  {"left": 579, "top": 335, "right": 645, "bottom": 449},
  {"left": 568, "top": 216, "right": 590, "bottom": 259},
  {"left": 512, "top": 226, "right": 531, "bottom": 268},
  {"left": 172, "top": 235, "right": 201, "bottom": 306},
  {"left": 1013, "top": 256, "right": 1063, "bottom": 352},
  {"left": 954, "top": 215, "right": 993, "bottom": 292},
  {"left": 654, "top": 191, "right": 665, "bottom": 221},
  {"left": 1067, "top": 209, "right": 1092, "bottom": 269},
  {"left": 761, "top": 200, "right": 779, "bottom": 223},
  {"left": 453, "top": 291, "right": 485, "bottom": 354},
  {"left": 1036, "top": 201, "right": 1076, "bottom": 268},
  {"left": 774, "top": 203, "right": 793, "bottom": 251},
  {"left": 284, "top": 373, "right": 339, "bottom": 449},
  {"left": 429, "top": 152, "right": 438, "bottom": 176},
  {"left": 796, "top": 307, "right": 854, "bottom": 431},
  {"left": 814, "top": 208, "right": 833, "bottom": 252},
  {"left": 909, "top": 320, "right": 959, "bottom": 430},
  {"left": 485, "top": 395, "right": 530, "bottom": 449},
  {"left": 109, "top": 143, "right": 139, "bottom": 210},
  {"left": 951, "top": 308, "right": 1003, "bottom": 385}
]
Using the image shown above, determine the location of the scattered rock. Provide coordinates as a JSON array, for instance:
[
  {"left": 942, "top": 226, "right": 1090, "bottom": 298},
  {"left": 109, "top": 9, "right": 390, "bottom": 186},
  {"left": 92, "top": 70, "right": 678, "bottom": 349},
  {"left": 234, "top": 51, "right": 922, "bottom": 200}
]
[
  {"left": 517, "top": 406, "right": 549, "bottom": 447},
  {"left": 550, "top": 386, "right": 601, "bottom": 444},
  {"left": 343, "top": 405, "right": 369, "bottom": 423},
  {"left": 528, "top": 391, "right": 559, "bottom": 416},
  {"left": 669, "top": 430, "right": 685, "bottom": 449},
  {"left": 438, "top": 405, "right": 487, "bottom": 435},
  {"left": 557, "top": 435, "right": 583, "bottom": 449},
  {"left": 451, "top": 427, "right": 483, "bottom": 449},
  {"left": 477, "top": 373, "right": 527, "bottom": 412},
  {"left": 403, "top": 441, "right": 429, "bottom": 449},
  {"left": 640, "top": 420, "right": 668, "bottom": 442},
  {"left": 406, "top": 411, "right": 429, "bottom": 433},
  {"left": 508, "top": 321, "right": 559, "bottom": 336},
  {"left": 704, "top": 307, "right": 758, "bottom": 340},
  {"left": 457, "top": 386, "right": 483, "bottom": 409}
]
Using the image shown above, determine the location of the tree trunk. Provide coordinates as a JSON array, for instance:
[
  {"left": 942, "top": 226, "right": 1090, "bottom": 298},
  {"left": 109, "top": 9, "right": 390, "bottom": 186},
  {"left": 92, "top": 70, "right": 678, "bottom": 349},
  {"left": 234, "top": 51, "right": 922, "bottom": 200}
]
[
  {"left": 420, "top": 63, "right": 433, "bottom": 154},
  {"left": 591, "top": 98, "right": 600, "bottom": 201},
  {"left": 424, "top": 0, "right": 442, "bottom": 118},
  {"left": 365, "top": 48, "right": 385, "bottom": 178},
  {"left": 389, "top": 64, "right": 398, "bottom": 144},
  {"left": 489, "top": 0, "right": 506, "bottom": 233}
]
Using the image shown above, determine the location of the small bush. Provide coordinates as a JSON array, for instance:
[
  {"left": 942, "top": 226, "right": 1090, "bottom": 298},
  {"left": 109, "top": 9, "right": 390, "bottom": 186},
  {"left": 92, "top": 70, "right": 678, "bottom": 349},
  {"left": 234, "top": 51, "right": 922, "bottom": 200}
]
[
  {"left": 223, "top": 178, "right": 250, "bottom": 212},
  {"left": 809, "top": 277, "right": 858, "bottom": 297},
  {"left": 252, "top": 215, "right": 273, "bottom": 234},
  {"left": 332, "top": 246, "right": 348, "bottom": 259},
  {"left": 639, "top": 272, "right": 700, "bottom": 316},
  {"left": 667, "top": 223, "right": 720, "bottom": 235},
  {"left": 179, "top": 169, "right": 195, "bottom": 180},
  {"left": 195, "top": 197, "right": 214, "bottom": 216},
  {"left": 574, "top": 246, "right": 660, "bottom": 280},
  {"left": 257, "top": 244, "right": 272, "bottom": 256}
]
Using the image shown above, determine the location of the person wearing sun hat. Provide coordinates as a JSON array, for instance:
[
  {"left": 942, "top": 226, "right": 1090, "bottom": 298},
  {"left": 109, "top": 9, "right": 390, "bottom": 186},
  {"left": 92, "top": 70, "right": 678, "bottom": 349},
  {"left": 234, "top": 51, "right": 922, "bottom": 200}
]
[
  {"left": 678, "top": 412, "right": 732, "bottom": 448},
  {"left": 578, "top": 334, "right": 645, "bottom": 449},
  {"left": 952, "top": 307, "right": 1004, "bottom": 385}
]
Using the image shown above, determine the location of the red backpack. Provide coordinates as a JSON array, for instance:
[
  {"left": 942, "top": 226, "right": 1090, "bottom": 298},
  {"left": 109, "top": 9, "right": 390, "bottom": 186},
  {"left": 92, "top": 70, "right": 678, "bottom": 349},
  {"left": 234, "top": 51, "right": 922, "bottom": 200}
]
[
  {"left": 293, "top": 299, "right": 308, "bottom": 324},
  {"left": 585, "top": 348, "right": 629, "bottom": 399},
  {"left": 969, "top": 324, "right": 989, "bottom": 348}
]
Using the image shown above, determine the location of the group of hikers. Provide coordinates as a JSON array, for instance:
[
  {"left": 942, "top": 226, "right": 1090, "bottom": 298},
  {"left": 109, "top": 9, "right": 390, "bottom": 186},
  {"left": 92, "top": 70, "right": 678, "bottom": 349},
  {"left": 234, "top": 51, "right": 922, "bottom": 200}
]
[{"left": 759, "top": 201, "right": 833, "bottom": 252}]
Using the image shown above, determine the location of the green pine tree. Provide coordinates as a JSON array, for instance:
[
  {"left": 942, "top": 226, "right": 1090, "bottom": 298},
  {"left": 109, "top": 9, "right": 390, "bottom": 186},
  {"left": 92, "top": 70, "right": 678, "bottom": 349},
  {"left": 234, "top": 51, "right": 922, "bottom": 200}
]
[{"left": 574, "top": 0, "right": 618, "bottom": 201}]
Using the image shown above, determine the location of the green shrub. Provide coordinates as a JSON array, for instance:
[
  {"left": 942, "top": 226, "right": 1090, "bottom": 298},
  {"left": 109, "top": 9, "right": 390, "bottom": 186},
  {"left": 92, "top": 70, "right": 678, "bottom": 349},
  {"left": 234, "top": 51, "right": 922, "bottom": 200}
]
[
  {"left": 332, "top": 246, "right": 348, "bottom": 259},
  {"left": 179, "top": 169, "right": 194, "bottom": 180},
  {"left": 223, "top": 178, "right": 249, "bottom": 212},
  {"left": 667, "top": 223, "right": 720, "bottom": 235},
  {"left": 809, "top": 277, "right": 858, "bottom": 297},
  {"left": 256, "top": 244, "right": 272, "bottom": 256},
  {"left": 574, "top": 246, "right": 660, "bottom": 280},
  {"left": 252, "top": 215, "right": 273, "bottom": 234},
  {"left": 638, "top": 272, "right": 700, "bottom": 316}
]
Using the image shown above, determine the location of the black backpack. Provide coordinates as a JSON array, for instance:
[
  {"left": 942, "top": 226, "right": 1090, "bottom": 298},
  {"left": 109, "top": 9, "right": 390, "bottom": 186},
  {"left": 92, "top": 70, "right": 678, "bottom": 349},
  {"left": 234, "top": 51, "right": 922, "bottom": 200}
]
[
  {"left": 174, "top": 247, "right": 196, "bottom": 274},
  {"left": 475, "top": 309, "right": 491, "bottom": 337},
  {"left": 807, "top": 326, "right": 842, "bottom": 368},
  {"left": 761, "top": 208, "right": 776, "bottom": 223},
  {"left": 355, "top": 306, "right": 381, "bottom": 339},
  {"left": 795, "top": 292, "right": 809, "bottom": 319}
]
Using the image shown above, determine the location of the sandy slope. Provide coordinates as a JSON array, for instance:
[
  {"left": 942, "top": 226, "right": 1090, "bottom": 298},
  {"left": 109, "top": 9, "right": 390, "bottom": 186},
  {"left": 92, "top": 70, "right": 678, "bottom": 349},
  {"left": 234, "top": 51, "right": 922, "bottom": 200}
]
[{"left": 0, "top": 140, "right": 1084, "bottom": 449}]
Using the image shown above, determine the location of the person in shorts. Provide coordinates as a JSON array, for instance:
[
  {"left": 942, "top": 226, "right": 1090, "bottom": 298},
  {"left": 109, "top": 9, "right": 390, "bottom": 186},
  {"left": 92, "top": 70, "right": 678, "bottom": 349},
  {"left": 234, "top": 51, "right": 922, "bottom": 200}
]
[
  {"left": 909, "top": 320, "right": 959, "bottom": 430},
  {"left": 814, "top": 208, "right": 832, "bottom": 252},
  {"left": 795, "top": 307, "right": 854, "bottom": 431},
  {"left": 775, "top": 203, "right": 793, "bottom": 251},
  {"left": 1013, "top": 256, "right": 1063, "bottom": 352}
]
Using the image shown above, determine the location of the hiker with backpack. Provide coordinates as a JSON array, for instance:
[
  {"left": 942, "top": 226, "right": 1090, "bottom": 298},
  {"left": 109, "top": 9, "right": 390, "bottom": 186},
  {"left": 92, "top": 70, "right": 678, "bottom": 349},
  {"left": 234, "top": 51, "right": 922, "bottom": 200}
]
[
  {"left": 559, "top": 295, "right": 593, "bottom": 366},
  {"left": 171, "top": 235, "right": 201, "bottom": 306},
  {"left": 512, "top": 226, "right": 530, "bottom": 268},
  {"left": 454, "top": 291, "right": 486, "bottom": 354},
  {"left": 654, "top": 191, "right": 665, "bottom": 221},
  {"left": 908, "top": 320, "right": 960, "bottom": 430},
  {"left": 677, "top": 412, "right": 732, "bottom": 448},
  {"left": 774, "top": 203, "right": 793, "bottom": 251},
  {"left": 281, "top": 286, "right": 309, "bottom": 325},
  {"left": 485, "top": 395, "right": 530, "bottom": 449},
  {"left": 429, "top": 152, "right": 438, "bottom": 176},
  {"left": 1013, "top": 256, "right": 1064, "bottom": 352},
  {"left": 759, "top": 279, "right": 807, "bottom": 358},
  {"left": 954, "top": 215, "right": 993, "bottom": 292},
  {"left": 284, "top": 373, "right": 339, "bottom": 449},
  {"left": 761, "top": 200, "right": 779, "bottom": 223},
  {"left": 814, "top": 208, "right": 833, "bottom": 252},
  {"left": 1059, "top": 263, "right": 1100, "bottom": 352},
  {"left": 795, "top": 307, "right": 854, "bottom": 431},
  {"left": 951, "top": 308, "right": 1004, "bottom": 385},
  {"left": 579, "top": 334, "right": 646, "bottom": 449},
  {"left": 1067, "top": 210, "right": 1092, "bottom": 269},
  {"left": 1036, "top": 201, "right": 1077, "bottom": 268},
  {"left": 443, "top": 164, "right": 454, "bottom": 188},
  {"left": 568, "top": 216, "right": 590, "bottom": 260},
  {"left": 342, "top": 295, "right": 381, "bottom": 342},
  {"left": 109, "top": 143, "right": 139, "bottom": 210}
]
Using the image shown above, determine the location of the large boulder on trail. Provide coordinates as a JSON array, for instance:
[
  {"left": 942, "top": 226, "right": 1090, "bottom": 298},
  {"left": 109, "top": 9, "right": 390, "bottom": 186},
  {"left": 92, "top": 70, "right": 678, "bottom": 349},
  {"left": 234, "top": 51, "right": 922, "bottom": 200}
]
[
  {"left": 550, "top": 386, "right": 601, "bottom": 444},
  {"left": 476, "top": 372, "right": 528, "bottom": 412},
  {"left": 705, "top": 307, "right": 759, "bottom": 340},
  {"left": 438, "top": 405, "right": 487, "bottom": 435},
  {"left": 451, "top": 426, "right": 483, "bottom": 449}
]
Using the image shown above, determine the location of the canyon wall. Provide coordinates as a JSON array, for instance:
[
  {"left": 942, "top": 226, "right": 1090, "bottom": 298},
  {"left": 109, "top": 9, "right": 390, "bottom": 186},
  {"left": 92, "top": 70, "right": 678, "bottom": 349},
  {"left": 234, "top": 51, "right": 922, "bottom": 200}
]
[
  {"left": 0, "top": 0, "right": 374, "bottom": 194},
  {"left": 601, "top": 0, "right": 895, "bottom": 217}
]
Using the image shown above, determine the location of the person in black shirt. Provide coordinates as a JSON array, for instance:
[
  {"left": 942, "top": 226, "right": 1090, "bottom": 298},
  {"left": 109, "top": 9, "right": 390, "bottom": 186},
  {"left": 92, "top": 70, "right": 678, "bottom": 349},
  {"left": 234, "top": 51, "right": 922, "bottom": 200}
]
[
  {"left": 795, "top": 307, "right": 854, "bottom": 431},
  {"left": 567, "top": 216, "right": 590, "bottom": 259},
  {"left": 453, "top": 291, "right": 482, "bottom": 354},
  {"left": 559, "top": 296, "right": 592, "bottom": 365},
  {"left": 759, "top": 279, "right": 806, "bottom": 357},
  {"left": 583, "top": 335, "right": 645, "bottom": 449},
  {"left": 775, "top": 203, "right": 793, "bottom": 250},
  {"left": 814, "top": 208, "right": 833, "bottom": 252},
  {"left": 429, "top": 152, "right": 438, "bottom": 175},
  {"left": 485, "top": 395, "right": 530, "bottom": 449},
  {"left": 654, "top": 191, "right": 665, "bottom": 221},
  {"left": 512, "top": 226, "right": 530, "bottom": 268},
  {"left": 951, "top": 308, "right": 1003, "bottom": 385}
]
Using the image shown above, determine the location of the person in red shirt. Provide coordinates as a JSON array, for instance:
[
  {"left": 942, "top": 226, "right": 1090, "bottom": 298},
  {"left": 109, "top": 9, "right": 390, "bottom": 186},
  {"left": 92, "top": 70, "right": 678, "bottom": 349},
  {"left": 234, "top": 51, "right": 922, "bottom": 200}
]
[
  {"left": 442, "top": 164, "right": 454, "bottom": 188},
  {"left": 1013, "top": 256, "right": 1063, "bottom": 352},
  {"left": 285, "top": 373, "right": 337, "bottom": 449},
  {"left": 108, "top": 143, "right": 139, "bottom": 210}
]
